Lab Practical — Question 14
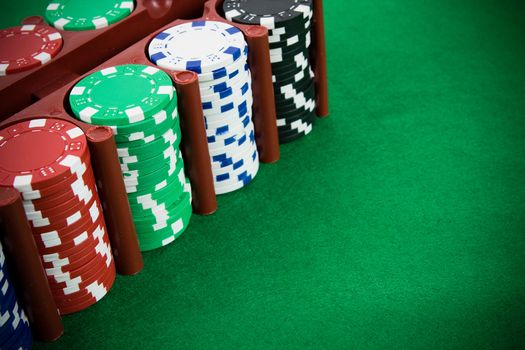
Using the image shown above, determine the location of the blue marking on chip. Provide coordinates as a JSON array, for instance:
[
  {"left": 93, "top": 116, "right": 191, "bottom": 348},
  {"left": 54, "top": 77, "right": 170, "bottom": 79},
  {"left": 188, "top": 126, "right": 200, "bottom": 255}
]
[
  {"left": 216, "top": 173, "right": 230, "bottom": 182},
  {"left": 233, "top": 159, "right": 244, "bottom": 170},
  {"left": 213, "top": 153, "right": 227, "bottom": 161},
  {"left": 186, "top": 60, "right": 202, "bottom": 74},
  {"left": 213, "top": 82, "right": 227, "bottom": 93},
  {"left": 220, "top": 88, "right": 233, "bottom": 99},
  {"left": 226, "top": 26, "right": 241, "bottom": 35},
  {"left": 229, "top": 69, "right": 240, "bottom": 79},
  {"left": 241, "top": 115, "right": 250, "bottom": 127},
  {"left": 224, "top": 136, "right": 236, "bottom": 146},
  {"left": 221, "top": 102, "right": 234, "bottom": 113},
  {"left": 155, "top": 31, "right": 170, "bottom": 40},
  {"left": 216, "top": 125, "right": 229, "bottom": 135},
  {"left": 213, "top": 68, "right": 227, "bottom": 80},
  {"left": 224, "top": 46, "right": 241, "bottom": 61},
  {"left": 219, "top": 158, "right": 233, "bottom": 167},
  {"left": 241, "top": 82, "right": 249, "bottom": 95},
  {"left": 150, "top": 52, "right": 166, "bottom": 64},
  {"left": 237, "top": 133, "right": 247, "bottom": 146}
]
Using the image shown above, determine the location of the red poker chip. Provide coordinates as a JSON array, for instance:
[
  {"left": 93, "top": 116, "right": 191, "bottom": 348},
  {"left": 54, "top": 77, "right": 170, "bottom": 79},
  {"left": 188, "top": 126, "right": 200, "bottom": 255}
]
[
  {"left": 57, "top": 262, "right": 116, "bottom": 315},
  {"left": 41, "top": 204, "right": 106, "bottom": 245},
  {"left": 34, "top": 221, "right": 101, "bottom": 255},
  {"left": 34, "top": 213, "right": 106, "bottom": 255},
  {"left": 56, "top": 271, "right": 115, "bottom": 316},
  {"left": 44, "top": 242, "right": 100, "bottom": 274},
  {"left": 20, "top": 160, "right": 93, "bottom": 201},
  {"left": 24, "top": 174, "right": 97, "bottom": 212},
  {"left": 47, "top": 251, "right": 110, "bottom": 291},
  {"left": 0, "top": 118, "right": 89, "bottom": 192},
  {"left": 30, "top": 194, "right": 101, "bottom": 236},
  {"left": 26, "top": 185, "right": 95, "bottom": 225},
  {"left": 41, "top": 226, "right": 110, "bottom": 270},
  {"left": 28, "top": 190, "right": 98, "bottom": 230},
  {"left": 34, "top": 213, "right": 104, "bottom": 254},
  {"left": 51, "top": 258, "right": 114, "bottom": 301},
  {"left": 47, "top": 258, "right": 107, "bottom": 293},
  {"left": 0, "top": 25, "right": 63, "bottom": 75}
]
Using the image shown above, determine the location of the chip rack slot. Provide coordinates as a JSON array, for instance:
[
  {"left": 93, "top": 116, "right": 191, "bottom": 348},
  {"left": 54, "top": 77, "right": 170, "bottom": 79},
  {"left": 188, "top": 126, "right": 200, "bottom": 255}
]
[{"left": 0, "top": 187, "right": 64, "bottom": 342}]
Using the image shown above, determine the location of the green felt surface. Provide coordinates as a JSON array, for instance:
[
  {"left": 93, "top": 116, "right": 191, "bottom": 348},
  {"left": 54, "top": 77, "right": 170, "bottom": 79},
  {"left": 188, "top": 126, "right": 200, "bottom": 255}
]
[{"left": 3, "top": 0, "right": 525, "bottom": 349}]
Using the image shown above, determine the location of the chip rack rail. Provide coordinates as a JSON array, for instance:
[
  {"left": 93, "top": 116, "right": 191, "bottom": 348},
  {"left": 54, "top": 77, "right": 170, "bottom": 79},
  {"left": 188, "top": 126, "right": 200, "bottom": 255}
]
[
  {"left": 0, "top": 0, "right": 329, "bottom": 343},
  {"left": 0, "top": 0, "right": 208, "bottom": 121}
]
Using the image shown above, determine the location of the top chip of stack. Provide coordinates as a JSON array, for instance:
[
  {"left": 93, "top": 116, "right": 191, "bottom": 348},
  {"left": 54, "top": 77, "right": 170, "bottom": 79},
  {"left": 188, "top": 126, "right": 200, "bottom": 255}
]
[
  {"left": 0, "top": 118, "right": 115, "bottom": 315},
  {"left": 45, "top": 0, "right": 135, "bottom": 31},
  {"left": 0, "top": 24, "right": 63, "bottom": 76},
  {"left": 148, "top": 21, "right": 260, "bottom": 195},
  {"left": 0, "top": 242, "right": 32, "bottom": 350},
  {"left": 224, "top": 0, "right": 316, "bottom": 144},
  {"left": 69, "top": 64, "right": 193, "bottom": 251}
]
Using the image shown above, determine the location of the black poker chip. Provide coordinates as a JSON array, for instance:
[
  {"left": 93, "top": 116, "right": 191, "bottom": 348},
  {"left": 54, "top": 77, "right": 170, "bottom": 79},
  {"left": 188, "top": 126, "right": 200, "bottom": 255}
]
[{"left": 224, "top": 0, "right": 317, "bottom": 144}]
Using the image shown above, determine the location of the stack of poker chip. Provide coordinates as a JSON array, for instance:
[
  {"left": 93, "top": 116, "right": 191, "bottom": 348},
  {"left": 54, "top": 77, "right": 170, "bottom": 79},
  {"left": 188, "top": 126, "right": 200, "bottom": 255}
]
[
  {"left": 0, "top": 242, "right": 32, "bottom": 350},
  {"left": 45, "top": 0, "right": 135, "bottom": 31},
  {"left": 0, "top": 118, "right": 115, "bottom": 315},
  {"left": 0, "top": 24, "right": 63, "bottom": 76},
  {"left": 224, "top": 0, "right": 316, "bottom": 143},
  {"left": 69, "top": 64, "right": 192, "bottom": 251},
  {"left": 148, "top": 20, "right": 259, "bottom": 195}
]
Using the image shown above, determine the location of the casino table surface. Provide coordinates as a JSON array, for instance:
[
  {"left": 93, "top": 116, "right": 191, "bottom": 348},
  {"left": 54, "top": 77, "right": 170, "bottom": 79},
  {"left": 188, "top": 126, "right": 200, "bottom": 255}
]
[{"left": 2, "top": 1, "right": 525, "bottom": 349}]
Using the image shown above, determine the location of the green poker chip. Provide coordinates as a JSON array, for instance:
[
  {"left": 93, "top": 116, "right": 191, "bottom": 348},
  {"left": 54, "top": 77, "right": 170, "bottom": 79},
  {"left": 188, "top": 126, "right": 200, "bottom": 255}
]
[
  {"left": 128, "top": 179, "right": 185, "bottom": 214},
  {"left": 133, "top": 190, "right": 190, "bottom": 230},
  {"left": 117, "top": 126, "right": 181, "bottom": 159},
  {"left": 126, "top": 162, "right": 185, "bottom": 206},
  {"left": 119, "top": 143, "right": 178, "bottom": 172},
  {"left": 124, "top": 155, "right": 185, "bottom": 194},
  {"left": 69, "top": 64, "right": 174, "bottom": 126},
  {"left": 69, "top": 64, "right": 192, "bottom": 252},
  {"left": 115, "top": 123, "right": 182, "bottom": 158},
  {"left": 111, "top": 91, "right": 178, "bottom": 136},
  {"left": 114, "top": 118, "right": 182, "bottom": 148},
  {"left": 45, "top": 0, "right": 135, "bottom": 31}
]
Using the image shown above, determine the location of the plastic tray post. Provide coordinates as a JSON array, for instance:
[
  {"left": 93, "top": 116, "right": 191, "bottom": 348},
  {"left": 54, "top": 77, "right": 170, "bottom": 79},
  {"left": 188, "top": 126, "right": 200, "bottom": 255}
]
[
  {"left": 0, "top": 188, "right": 64, "bottom": 342},
  {"left": 244, "top": 26, "right": 281, "bottom": 163},
  {"left": 173, "top": 72, "right": 217, "bottom": 215},
  {"left": 312, "top": 0, "right": 329, "bottom": 118},
  {"left": 85, "top": 126, "right": 143, "bottom": 275}
]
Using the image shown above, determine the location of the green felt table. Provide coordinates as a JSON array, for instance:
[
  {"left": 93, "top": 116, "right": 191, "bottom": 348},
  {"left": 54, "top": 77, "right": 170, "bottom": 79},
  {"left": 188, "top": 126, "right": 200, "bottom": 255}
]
[{"left": 2, "top": 1, "right": 525, "bottom": 349}]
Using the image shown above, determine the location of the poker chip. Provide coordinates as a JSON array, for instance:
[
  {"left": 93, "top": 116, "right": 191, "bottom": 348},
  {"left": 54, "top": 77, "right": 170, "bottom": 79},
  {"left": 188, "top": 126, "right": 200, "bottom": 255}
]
[
  {"left": 148, "top": 20, "right": 247, "bottom": 74},
  {"left": 45, "top": 0, "right": 135, "bottom": 31},
  {"left": 0, "top": 118, "right": 115, "bottom": 315},
  {"left": 223, "top": 0, "right": 312, "bottom": 30},
  {"left": 0, "top": 25, "right": 63, "bottom": 76},
  {"left": 148, "top": 21, "right": 259, "bottom": 195},
  {"left": 0, "top": 242, "right": 32, "bottom": 350},
  {"left": 69, "top": 65, "right": 174, "bottom": 126},
  {"left": 224, "top": 0, "right": 316, "bottom": 143},
  {"left": 70, "top": 64, "right": 193, "bottom": 251}
]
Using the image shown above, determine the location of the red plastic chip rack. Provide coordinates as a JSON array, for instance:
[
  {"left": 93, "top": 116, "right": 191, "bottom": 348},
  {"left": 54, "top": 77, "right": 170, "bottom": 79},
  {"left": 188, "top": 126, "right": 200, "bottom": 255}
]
[
  {"left": 0, "top": 0, "right": 329, "bottom": 343},
  {"left": 0, "top": 0, "right": 208, "bottom": 121}
]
